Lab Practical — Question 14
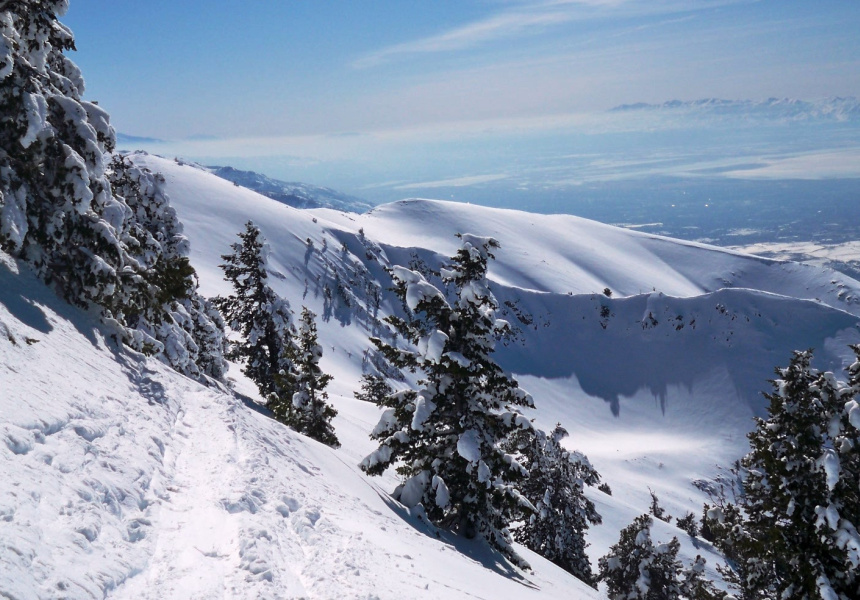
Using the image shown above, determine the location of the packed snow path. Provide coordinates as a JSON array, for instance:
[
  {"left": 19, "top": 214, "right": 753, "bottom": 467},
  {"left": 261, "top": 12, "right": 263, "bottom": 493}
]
[
  {"left": 113, "top": 380, "right": 595, "bottom": 600},
  {"left": 111, "top": 386, "right": 274, "bottom": 599}
]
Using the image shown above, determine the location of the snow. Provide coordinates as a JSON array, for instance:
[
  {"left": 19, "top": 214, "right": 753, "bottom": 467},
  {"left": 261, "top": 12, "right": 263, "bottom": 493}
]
[
  {"left": 459, "top": 234, "right": 497, "bottom": 259},
  {"left": 206, "top": 165, "right": 373, "bottom": 213},
  {"left": 419, "top": 329, "right": 448, "bottom": 364},
  {"left": 6, "top": 152, "right": 860, "bottom": 598},
  {"left": 445, "top": 351, "right": 470, "bottom": 368},
  {"left": 0, "top": 30, "right": 12, "bottom": 80},
  {"left": 398, "top": 471, "right": 430, "bottom": 509},
  {"left": 817, "top": 575, "right": 839, "bottom": 600},
  {"left": 409, "top": 281, "right": 446, "bottom": 312},
  {"left": 432, "top": 475, "right": 451, "bottom": 509},
  {"left": 477, "top": 460, "right": 491, "bottom": 483},
  {"left": 0, "top": 251, "right": 600, "bottom": 599},
  {"left": 819, "top": 449, "right": 841, "bottom": 491},
  {"left": 20, "top": 92, "right": 48, "bottom": 149},
  {"left": 814, "top": 504, "right": 840, "bottom": 532},
  {"left": 847, "top": 399, "right": 860, "bottom": 431},
  {"left": 410, "top": 394, "right": 436, "bottom": 431},
  {"left": 0, "top": 186, "right": 28, "bottom": 251},
  {"left": 142, "top": 153, "right": 860, "bottom": 582},
  {"left": 457, "top": 429, "right": 482, "bottom": 463},
  {"left": 62, "top": 145, "right": 95, "bottom": 209}
]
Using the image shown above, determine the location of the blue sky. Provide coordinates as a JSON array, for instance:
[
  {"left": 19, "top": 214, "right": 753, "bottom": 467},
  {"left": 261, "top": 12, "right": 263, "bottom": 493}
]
[{"left": 64, "top": 0, "right": 860, "bottom": 197}]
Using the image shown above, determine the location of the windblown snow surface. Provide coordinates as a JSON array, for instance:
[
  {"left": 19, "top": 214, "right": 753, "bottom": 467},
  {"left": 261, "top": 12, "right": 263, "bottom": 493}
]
[{"left": 3, "top": 152, "right": 860, "bottom": 599}]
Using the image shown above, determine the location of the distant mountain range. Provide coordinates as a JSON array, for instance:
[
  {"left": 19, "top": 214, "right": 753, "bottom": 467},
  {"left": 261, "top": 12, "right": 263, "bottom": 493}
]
[
  {"left": 207, "top": 165, "right": 373, "bottom": 213},
  {"left": 610, "top": 96, "right": 860, "bottom": 121},
  {"left": 115, "top": 132, "right": 165, "bottom": 146}
]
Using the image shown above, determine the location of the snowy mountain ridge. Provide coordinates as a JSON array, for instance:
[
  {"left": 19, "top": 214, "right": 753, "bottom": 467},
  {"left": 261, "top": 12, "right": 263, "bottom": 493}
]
[
  {"left": 4, "top": 153, "right": 860, "bottom": 599},
  {"left": 207, "top": 165, "right": 373, "bottom": 213}
]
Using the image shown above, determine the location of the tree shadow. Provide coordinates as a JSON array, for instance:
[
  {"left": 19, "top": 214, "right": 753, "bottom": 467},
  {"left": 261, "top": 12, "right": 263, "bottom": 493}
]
[
  {"left": 0, "top": 275, "right": 53, "bottom": 335},
  {"left": 372, "top": 490, "right": 539, "bottom": 589},
  {"left": 233, "top": 390, "right": 272, "bottom": 417},
  {"left": 108, "top": 348, "right": 171, "bottom": 406},
  {"left": 0, "top": 256, "right": 101, "bottom": 346}
]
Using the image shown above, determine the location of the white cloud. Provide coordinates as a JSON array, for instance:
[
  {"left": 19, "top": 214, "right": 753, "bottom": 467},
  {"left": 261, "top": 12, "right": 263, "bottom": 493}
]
[
  {"left": 353, "top": 10, "right": 573, "bottom": 69},
  {"left": 352, "top": 0, "right": 751, "bottom": 69},
  {"left": 722, "top": 149, "right": 860, "bottom": 180},
  {"left": 394, "top": 174, "right": 510, "bottom": 190}
]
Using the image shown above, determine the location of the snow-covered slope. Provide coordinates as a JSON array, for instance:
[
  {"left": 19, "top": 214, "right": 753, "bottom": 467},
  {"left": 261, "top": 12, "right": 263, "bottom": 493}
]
[
  {"left": 134, "top": 150, "right": 860, "bottom": 551},
  {"left": 4, "top": 151, "right": 860, "bottom": 599},
  {"left": 0, "top": 253, "right": 600, "bottom": 599},
  {"left": 207, "top": 165, "right": 373, "bottom": 213}
]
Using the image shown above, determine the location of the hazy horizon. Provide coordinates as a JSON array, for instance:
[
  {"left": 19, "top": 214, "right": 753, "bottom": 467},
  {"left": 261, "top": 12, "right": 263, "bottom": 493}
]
[{"left": 63, "top": 1, "right": 860, "bottom": 206}]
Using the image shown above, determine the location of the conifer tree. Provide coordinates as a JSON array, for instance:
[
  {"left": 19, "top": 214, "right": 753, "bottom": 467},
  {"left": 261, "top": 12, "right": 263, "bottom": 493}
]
[
  {"left": 107, "top": 155, "right": 226, "bottom": 378},
  {"left": 354, "top": 373, "right": 394, "bottom": 404},
  {"left": 649, "top": 488, "right": 671, "bottom": 523},
  {"left": 360, "top": 234, "right": 535, "bottom": 568},
  {"left": 702, "top": 503, "right": 762, "bottom": 600},
  {"left": 0, "top": 3, "right": 226, "bottom": 379},
  {"left": 215, "top": 222, "right": 297, "bottom": 398},
  {"left": 600, "top": 514, "right": 726, "bottom": 600},
  {"left": 706, "top": 349, "right": 860, "bottom": 600},
  {"left": 276, "top": 307, "right": 339, "bottom": 447},
  {"left": 742, "top": 351, "right": 856, "bottom": 599},
  {"left": 680, "top": 556, "right": 726, "bottom": 600},
  {"left": 676, "top": 513, "right": 699, "bottom": 538},
  {"left": 507, "top": 424, "right": 602, "bottom": 586},
  {"left": 838, "top": 344, "right": 860, "bottom": 567},
  {"left": 598, "top": 514, "right": 684, "bottom": 600},
  {"left": 0, "top": 0, "right": 121, "bottom": 306}
]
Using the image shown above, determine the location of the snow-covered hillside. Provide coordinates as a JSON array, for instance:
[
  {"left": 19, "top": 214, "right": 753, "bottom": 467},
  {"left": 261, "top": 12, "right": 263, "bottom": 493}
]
[
  {"left": 207, "top": 165, "right": 373, "bottom": 213},
  {"left": 0, "top": 252, "right": 600, "bottom": 599},
  {"left": 140, "top": 149, "right": 860, "bottom": 504},
  {"left": 4, "top": 151, "right": 860, "bottom": 599}
]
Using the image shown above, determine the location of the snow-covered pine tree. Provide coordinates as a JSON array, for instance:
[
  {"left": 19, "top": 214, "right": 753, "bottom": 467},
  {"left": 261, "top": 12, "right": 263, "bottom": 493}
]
[
  {"left": 707, "top": 349, "right": 860, "bottom": 600},
  {"left": 507, "top": 424, "right": 602, "bottom": 586},
  {"left": 214, "top": 222, "right": 297, "bottom": 400},
  {"left": 275, "top": 307, "right": 339, "bottom": 447},
  {"left": 0, "top": 0, "right": 121, "bottom": 308},
  {"left": 174, "top": 293, "right": 228, "bottom": 379},
  {"left": 702, "top": 502, "right": 763, "bottom": 600},
  {"left": 679, "top": 555, "right": 726, "bottom": 600},
  {"left": 837, "top": 345, "right": 860, "bottom": 587},
  {"left": 813, "top": 347, "right": 860, "bottom": 599},
  {"left": 0, "top": 3, "right": 226, "bottom": 380},
  {"left": 737, "top": 350, "right": 859, "bottom": 599},
  {"left": 106, "top": 155, "right": 226, "bottom": 378},
  {"left": 598, "top": 514, "right": 684, "bottom": 600},
  {"left": 353, "top": 372, "right": 394, "bottom": 404},
  {"left": 649, "top": 488, "right": 671, "bottom": 523},
  {"left": 675, "top": 512, "right": 699, "bottom": 538},
  {"left": 360, "top": 234, "right": 535, "bottom": 568}
]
